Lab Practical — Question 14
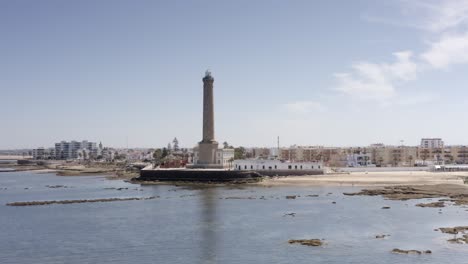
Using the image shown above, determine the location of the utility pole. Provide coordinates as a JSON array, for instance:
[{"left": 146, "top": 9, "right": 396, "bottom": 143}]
[{"left": 277, "top": 136, "right": 280, "bottom": 159}]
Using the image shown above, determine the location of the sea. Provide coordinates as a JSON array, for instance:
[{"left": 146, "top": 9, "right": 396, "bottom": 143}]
[{"left": 1, "top": 171, "right": 468, "bottom": 264}]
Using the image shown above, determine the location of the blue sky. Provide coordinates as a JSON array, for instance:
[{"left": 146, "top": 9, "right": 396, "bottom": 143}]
[{"left": 2, "top": 0, "right": 468, "bottom": 149}]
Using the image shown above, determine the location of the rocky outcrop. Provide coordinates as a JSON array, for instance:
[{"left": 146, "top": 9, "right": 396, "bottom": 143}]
[
  {"left": 6, "top": 196, "right": 157, "bottom": 206},
  {"left": 224, "top": 196, "right": 256, "bottom": 200},
  {"left": 391, "top": 248, "right": 431, "bottom": 254},
  {"left": 45, "top": 185, "right": 68, "bottom": 189},
  {"left": 416, "top": 201, "right": 445, "bottom": 208},
  {"left": 375, "top": 234, "right": 390, "bottom": 239},
  {"left": 344, "top": 184, "right": 468, "bottom": 206},
  {"left": 343, "top": 186, "right": 442, "bottom": 200},
  {"left": 438, "top": 226, "right": 468, "bottom": 244},
  {"left": 439, "top": 226, "right": 468, "bottom": 235},
  {"left": 288, "top": 239, "right": 323, "bottom": 247},
  {"left": 448, "top": 235, "right": 468, "bottom": 244}
]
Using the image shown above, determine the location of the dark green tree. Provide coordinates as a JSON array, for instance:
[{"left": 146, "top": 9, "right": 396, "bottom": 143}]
[
  {"left": 153, "top": 149, "right": 162, "bottom": 161},
  {"left": 173, "top": 138, "right": 180, "bottom": 152},
  {"left": 167, "top": 143, "right": 172, "bottom": 152},
  {"left": 234, "top": 147, "right": 246, "bottom": 160},
  {"left": 162, "top": 147, "right": 169, "bottom": 158}
]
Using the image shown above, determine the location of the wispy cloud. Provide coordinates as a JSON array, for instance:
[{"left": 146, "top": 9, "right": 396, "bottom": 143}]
[
  {"left": 410, "top": 0, "right": 468, "bottom": 32},
  {"left": 334, "top": 51, "right": 417, "bottom": 101},
  {"left": 421, "top": 32, "right": 468, "bottom": 68},
  {"left": 334, "top": 0, "right": 468, "bottom": 104},
  {"left": 362, "top": 0, "right": 468, "bottom": 33},
  {"left": 284, "top": 101, "right": 324, "bottom": 114}
]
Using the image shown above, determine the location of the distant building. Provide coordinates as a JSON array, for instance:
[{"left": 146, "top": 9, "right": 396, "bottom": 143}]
[
  {"left": 279, "top": 146, "right": 344, "bottom": 166},
  {"left": 421, "top": 138, "right": 444, "bottom": 149},
  {"left": 32, "top": 147, "right": 55, "bottom": 160},
  {"left": 101, "top": 148, "right": 115, "bottom": 161},
  {"left": 55, "top": 140, "right": 98, "bottom": 160},
  {"left": 371, "top": 146, "right": 418, "bottom": 167},
  {"left": 347, "top": 153, "right": 373, "bottom": 167}
]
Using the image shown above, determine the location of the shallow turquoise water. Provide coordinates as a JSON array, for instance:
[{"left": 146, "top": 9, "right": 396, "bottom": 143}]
[{"left": 1, "top": 171, "right": 467, "bottom": 264}]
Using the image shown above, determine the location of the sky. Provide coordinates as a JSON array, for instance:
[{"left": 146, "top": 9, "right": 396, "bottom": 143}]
[{"left": 2, "top": 0, "right": 468, "bottom": 149}]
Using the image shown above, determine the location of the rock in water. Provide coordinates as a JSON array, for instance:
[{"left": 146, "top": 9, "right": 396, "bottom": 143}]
[
  {"left": 375, "top": 234, "right": 390, "bottom": 239},
  {"left": 439, "top": 226, "right": 468, "bottom": 234},
  {"left": 288, "top": 239, "right": 323, "bottom": 247},
  {"left": 415, "top": 201, "right": 445, "bottom": 208},
  {"left": 391, "top": 248, "right": 432, "bottom": 254},
  {"left": 448, "top": 234, "right": 468, "bottom": 244}
]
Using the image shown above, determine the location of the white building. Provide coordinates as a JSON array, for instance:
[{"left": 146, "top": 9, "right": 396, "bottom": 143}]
[
  {"left": 193, "top": 148, "right": 234, "bottom": 168},
  {"left": 55, "top": 140, "right": 98, "bottom": 160},
  {"left": 233, "top": 159, "right": 322, "bottom": 172},
  {"left": 420, "top": 138, "right": 444, "bottom": 149},
  {"left": 346, "top": 153, "right": 373, "bottom": 167}
]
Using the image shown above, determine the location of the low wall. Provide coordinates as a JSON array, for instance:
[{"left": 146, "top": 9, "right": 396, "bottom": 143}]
[
  {"left": 255, "top": 169, "right": 323, "bottom": 176},
  {"left": 334, "top": 167, "right": 429, "bottom": 173},
  {"left": 137, "top": 168, "right": 325, "bottom": 183}
]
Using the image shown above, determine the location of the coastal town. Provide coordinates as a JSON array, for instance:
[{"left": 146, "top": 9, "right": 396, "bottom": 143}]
[{"left": 2, "top": 137, "right": 467, "bottom": 172}]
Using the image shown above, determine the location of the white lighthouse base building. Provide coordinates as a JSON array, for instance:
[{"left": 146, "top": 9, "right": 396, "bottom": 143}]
[{"left": 233, "top": 159, "right": 323, "bottom": 176}]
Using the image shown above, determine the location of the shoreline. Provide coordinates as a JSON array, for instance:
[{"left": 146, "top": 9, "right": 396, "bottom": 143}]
[
  {"left": 6, "top": 166, "right": 468, "bottom": 189},
  {"left": 1, "top": 167, "right": 138, "bottom": 180},
  {"left": 258, "top": 171, "right": 468, "bottom": 187}
]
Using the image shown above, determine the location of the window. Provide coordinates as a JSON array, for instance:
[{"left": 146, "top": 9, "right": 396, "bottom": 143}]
[
  {"left": 318, "top": 165, "right": 321, "bottom": 169},
  {"left": 262, "top": 165, "right": 265, "bottom": 169},
  {"left": 312, "top": 165, "right": 314, "bottom": 169},
  {"left": 275, "top": 165, "right": 277, "bottom": 169},
  {"left": 288, "top": 165, "right": 292, "bottom": 169},
  {"left": 245, "top": 165, "right": 247, "bottom": 169},
  {"left": 269, "top": 166, "right": 272, "bottom": 170},
  {"left": 300, "top": 165, "right": 303, "bottom": 169},
  {"left": 295, "top": 165, "right": 297, "bottom": 169},
  {"left": 251, "top": 165, "right": 253, "bottom": 169}
]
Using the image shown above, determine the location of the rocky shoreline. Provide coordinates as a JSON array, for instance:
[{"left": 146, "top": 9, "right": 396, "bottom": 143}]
[{"left": 343, "top": 184, "right": 468, "bottom": 206}]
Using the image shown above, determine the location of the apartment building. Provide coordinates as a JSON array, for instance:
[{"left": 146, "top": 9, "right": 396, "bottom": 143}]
[
  {"left": 32, "top": 147, "right": 55, "bottom": 160},
  {"left": 55, "top": 140, "right": 98, "bottom": 160},
  {"left": 421, "top": 138, "right": 444, "bottom": 149}
]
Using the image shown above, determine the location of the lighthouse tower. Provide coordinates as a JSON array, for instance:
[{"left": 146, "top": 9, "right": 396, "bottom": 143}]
[{"left": 196, "top": 70, "right": 221, "bottom": 168}]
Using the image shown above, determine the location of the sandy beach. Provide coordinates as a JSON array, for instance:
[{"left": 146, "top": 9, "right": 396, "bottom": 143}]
[{"left": 260, "top": 171, "right": 468, "bottom": 187}]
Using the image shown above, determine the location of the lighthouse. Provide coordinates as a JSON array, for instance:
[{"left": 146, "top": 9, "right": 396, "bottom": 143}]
[{"left": 196, "top": 70, "right": 221, "bottom": 167}]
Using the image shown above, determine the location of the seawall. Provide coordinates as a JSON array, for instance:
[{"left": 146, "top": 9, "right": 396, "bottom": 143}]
[{"left": 137, "top": 169, "right": 263, "bottom": 183}]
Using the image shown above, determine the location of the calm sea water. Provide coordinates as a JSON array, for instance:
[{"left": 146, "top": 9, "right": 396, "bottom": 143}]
[{"left": 1, "top": 171, "right": 468, "bottom": 264}]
